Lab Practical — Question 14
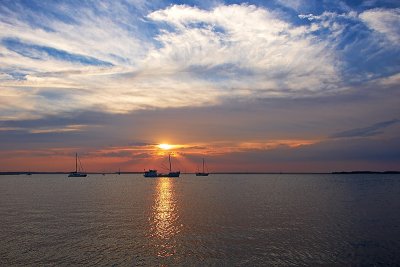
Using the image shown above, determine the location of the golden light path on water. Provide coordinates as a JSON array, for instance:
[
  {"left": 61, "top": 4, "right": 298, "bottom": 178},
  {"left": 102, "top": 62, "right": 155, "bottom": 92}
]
[{"left": 150, "top": 178, "right": 181, "bottom": 258}]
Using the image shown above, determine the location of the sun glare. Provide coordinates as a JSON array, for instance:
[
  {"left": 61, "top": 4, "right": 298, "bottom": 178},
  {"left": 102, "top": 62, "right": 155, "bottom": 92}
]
[{"left": 158, "top": 143, "right": 172, "bottom": 150}]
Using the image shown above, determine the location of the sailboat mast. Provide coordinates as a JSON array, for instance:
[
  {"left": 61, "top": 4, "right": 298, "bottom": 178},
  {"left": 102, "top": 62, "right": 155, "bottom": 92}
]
[
  {"left": 169, "top": 154, "right": 172, "bottom": 172},
  {"left": 202, "top": 158, "right": 205, "bottom": 172},
  {"left": 75, "top": 153, "right": 78, "bottom": 173}
]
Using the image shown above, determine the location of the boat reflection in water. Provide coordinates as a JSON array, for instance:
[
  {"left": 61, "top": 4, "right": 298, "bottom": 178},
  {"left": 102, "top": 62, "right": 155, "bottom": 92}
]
[{"left": 149, "top": 178, "right": 181, "bottom": 258}]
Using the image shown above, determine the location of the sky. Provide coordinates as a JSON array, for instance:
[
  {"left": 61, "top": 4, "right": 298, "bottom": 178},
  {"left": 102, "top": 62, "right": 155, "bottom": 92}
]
[{"left": 0, "top": 0, "right": 399, "bottom": 172}]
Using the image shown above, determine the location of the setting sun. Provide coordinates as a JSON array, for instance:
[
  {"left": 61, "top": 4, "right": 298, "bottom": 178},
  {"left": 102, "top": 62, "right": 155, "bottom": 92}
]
[{"left": 158, "top": 143, "right": 173, "bottom": 150}]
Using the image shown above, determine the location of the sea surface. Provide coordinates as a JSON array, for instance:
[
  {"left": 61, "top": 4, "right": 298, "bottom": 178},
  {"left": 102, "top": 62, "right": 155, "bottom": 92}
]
[{"left": 0, "top": 173, "right": 399, "bottom": 266}]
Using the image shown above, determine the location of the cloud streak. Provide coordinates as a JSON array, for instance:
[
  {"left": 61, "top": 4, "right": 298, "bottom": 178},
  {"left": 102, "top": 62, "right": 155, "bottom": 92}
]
[{"left": 331, "top": 119, "right": 399, "bottom": 138}]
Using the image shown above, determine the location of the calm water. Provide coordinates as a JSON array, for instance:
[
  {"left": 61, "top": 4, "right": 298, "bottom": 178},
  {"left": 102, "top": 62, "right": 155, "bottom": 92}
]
[{"left": 0, "top": 174, "right": 399, "bottom": 266}]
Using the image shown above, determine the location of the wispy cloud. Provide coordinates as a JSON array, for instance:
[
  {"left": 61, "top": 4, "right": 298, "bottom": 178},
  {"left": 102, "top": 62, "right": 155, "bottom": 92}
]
[
  {"left": 275, "top": 0, "right": 306, "bottom": 12},
  {"left": 0, "top": 1, "right": 399, "bottom": 122},
  {"left": 331, "top": 119, "right": 399, "bottom": 138},
  {"left": 359, "top": 8, "right": 400, "bottom": 44},
  {"left": 29, "top": 124, "right": 90, "bottom": 134},
  {"left": 2, "top": 38, "right": 113, "bottom": 66},
  {"left": 0, "top": 124, "right": 91, "bottom": 134},
  {"left": 147, "top": 4, "right": 340, "bottom": 93},
  {"left": 0, "top": 2, "right": 337, "bottom": 120}
]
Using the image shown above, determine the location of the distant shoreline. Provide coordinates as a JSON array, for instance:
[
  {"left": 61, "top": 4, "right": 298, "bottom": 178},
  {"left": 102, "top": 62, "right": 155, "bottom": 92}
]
[
  {"left": 331, "top": 171, "right": 400, "bottom": 174},
  {"left": 1, "top": 171, "right": 399, "bottom": 175}
]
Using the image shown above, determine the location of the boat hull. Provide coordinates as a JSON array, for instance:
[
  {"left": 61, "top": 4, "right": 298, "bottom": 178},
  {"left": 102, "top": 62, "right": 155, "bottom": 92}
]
[
  {"left": 196, "top": 173, "right": 209, "bottom": 176},
  {"left": 144, "top": 170, "right": 158, "bottom": 177},
  {"left": 144, "top": 167, "right": 180, "bottom": 178},
  {"left": 68, "top": 172, "right": 87, "bottom": 177},
  {"left": 167, "top": 171, "right": 180, "bottom": 177},
  {"left": 157, "top": 171, "right": 180, "bottom": 177}
]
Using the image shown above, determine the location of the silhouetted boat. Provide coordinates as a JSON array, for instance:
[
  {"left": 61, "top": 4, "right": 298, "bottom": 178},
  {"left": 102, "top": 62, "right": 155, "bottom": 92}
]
[
  {"left": 144, "top": 154, "right": 180, "bottom": 177},
  {"left": 68, "top": 153, "right": 87, "bottom": 177},
  {"left": 196, "top": 158, "right": 209, "bottom": 176},
  {"left": 144, "top": 169, "right": 158, "bottom": 177}
]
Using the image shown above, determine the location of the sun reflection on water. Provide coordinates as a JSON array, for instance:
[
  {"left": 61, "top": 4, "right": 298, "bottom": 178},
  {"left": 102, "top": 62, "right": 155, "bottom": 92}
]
[{"left": 150, "top": 178, "right": 181, "bottom": 258}]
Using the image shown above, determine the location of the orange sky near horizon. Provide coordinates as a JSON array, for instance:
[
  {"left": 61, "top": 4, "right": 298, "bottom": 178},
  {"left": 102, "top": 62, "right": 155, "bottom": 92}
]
[
  {"left": 0, "top": 139, "right": 322, "bottom": 172},
  {"left": 1, "top": 137, "right": 399, "bottom": 173}
]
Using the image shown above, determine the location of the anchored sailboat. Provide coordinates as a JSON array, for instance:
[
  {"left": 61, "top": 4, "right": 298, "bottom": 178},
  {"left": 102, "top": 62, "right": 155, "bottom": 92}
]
[
  {"left": 196, "top": 158, "right": 209, "bottom": 176},
  {"left": 144, "top": 153, "right": 180, "bottom": 177},
  {"left": 68, "top": 153, "right": 87, "bottom": 177}
]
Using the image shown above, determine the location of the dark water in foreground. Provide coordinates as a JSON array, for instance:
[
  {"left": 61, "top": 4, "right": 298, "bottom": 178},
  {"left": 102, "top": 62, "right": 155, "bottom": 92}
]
[{"left": 1, "top": 174, "right": 399, "bottom": 266}]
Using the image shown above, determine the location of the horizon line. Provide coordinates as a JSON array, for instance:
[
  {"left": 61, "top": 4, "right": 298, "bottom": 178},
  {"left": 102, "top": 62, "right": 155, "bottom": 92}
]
[{"left": 1, "top": 171, "right": 399, "bottom": 175}]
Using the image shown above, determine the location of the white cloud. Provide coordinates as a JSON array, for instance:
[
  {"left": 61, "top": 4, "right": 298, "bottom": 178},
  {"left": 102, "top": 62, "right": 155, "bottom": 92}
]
[
  {"left": 359, "top": 8, "right": 400, "bottom": 44},
  {"left": 0, "top": 3, "right": 347, "bottom": 120},
  {"left": 146, "top": 4, "right": 340, "bottom": 92},
  {"left": 0, "top": 2, "right": 147, "bottom": 67},
  {"left": 298, "top": 11, "right": 358, "bottom": 34}
]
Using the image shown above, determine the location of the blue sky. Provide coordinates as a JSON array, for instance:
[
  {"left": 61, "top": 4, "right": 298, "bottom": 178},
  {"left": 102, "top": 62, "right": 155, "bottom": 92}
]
[{"left": 0, "top": 0, "right": 399, "bottom": 171}]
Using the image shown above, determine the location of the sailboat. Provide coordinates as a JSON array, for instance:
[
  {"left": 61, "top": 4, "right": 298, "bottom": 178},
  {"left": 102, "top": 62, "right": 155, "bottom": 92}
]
[
  {"left": 196, "top": 158, "right": 209, "bottom": 176},
  {"left": 144, "top": 153, "right": 180, "bottom": 177},
  {"left": 68, "top": 153, "right": 87, "bottom": 177}
]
